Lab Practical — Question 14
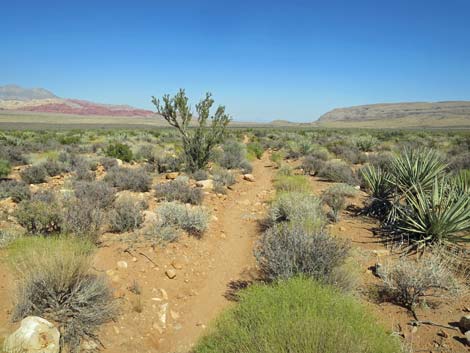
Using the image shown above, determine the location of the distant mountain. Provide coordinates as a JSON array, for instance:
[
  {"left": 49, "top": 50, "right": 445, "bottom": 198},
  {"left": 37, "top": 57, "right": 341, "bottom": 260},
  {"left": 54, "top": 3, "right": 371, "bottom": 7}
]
[
  {"left": 0, "top": 84, "right": 57, "bottom": 100},
  {"left": 317, "top": 101, "right": 470, "bottom": 128},
  {"left": 0, "top": 84, "right": 154, "bottom": 117}
]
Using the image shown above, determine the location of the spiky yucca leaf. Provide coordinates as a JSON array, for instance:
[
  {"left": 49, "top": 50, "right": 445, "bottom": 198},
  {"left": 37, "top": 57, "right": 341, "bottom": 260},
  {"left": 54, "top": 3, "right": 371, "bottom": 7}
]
[
  {"left": 361, "top": 165, "right": 393, "bottom": 199},
  {"left": 451, "top": 169, "right": 470, "bottom": 194},
  {"left": 390, "top": 148, "right": 446, "bottom": 193},
  {"left": 399, "top": 179, "right": 470, "bottom": 248}
]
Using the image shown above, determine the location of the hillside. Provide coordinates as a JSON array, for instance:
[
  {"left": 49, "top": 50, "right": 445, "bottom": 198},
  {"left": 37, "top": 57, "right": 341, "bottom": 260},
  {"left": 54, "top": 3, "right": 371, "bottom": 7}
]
[
  {"left": 0, "top": 84, "right": 154, "bottom": 117},
  {"left": 318, "top": 101, "right": 470, "bottom": 128}
]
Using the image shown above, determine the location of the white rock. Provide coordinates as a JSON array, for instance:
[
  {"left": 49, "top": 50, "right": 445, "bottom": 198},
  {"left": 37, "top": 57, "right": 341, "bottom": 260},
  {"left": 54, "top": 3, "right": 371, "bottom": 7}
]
[
  {"left": 196, "top": 179, "right": 214, "bottom": 190},
  {"left": 243, "top": 174, "right": 255, "bottom": 182},
  {"left": 158, "top": 303, "right": 169, "bottom": 328},
  {"left": 3, "top": 316, "right": 60, "bottom": 353},
  {"left": 117, "top": 261, "right": 128, "bottom": 270}
]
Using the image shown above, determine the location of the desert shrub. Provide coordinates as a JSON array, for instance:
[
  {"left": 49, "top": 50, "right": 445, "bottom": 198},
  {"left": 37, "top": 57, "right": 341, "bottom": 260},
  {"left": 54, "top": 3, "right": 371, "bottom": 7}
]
[
  {"left": 0, "top": 145, "right": 29, "bottom": 165},
  {"left": 220, "top": 141, "right": 247, "bottom": 169},
  {"left": 270, "top": 152, "right": 283, "bottom": 168},
  {"left": 367, "top": 152, "right": 394, "bottom": 172},
  {"left": 109, "top": 196, "right": 145, "bottom": 232},
  {"left": 31, "top": 189, "right": 56, "bottom": 203},
  {"left": 192, "top": 169, "right": 209, "bottom": 181},
  {"left": 277, "top": 165, "right": 293, "bottom": 177},
  {"left": 0, "top": 180, "right": 31, "bottom": 202},
  {"left": 104, "top": 166, "right": 151, "bottom": 192},
  {"left": 62, "top": 199, "right": 104, "bottom": 240},
  {"left": 105, "top": 142, "right": 133, "bottom": 162},
  {"left": 157, "top": 201, "right": 210, "bottom": 236},
  {"left": 239, "top": 159, "right": 253, "bottom": 174},
  {"left": 317, "top": 160, "right": 357, "bottom": 185},
  {"left": 74, "top": 180, "right": 116, "bottom": 209},
  {"left": 213, "top": 168, "right": 236, "bottom": 187},
  {"left": 301, "top": 156, "right": 325, "bottom": 175},
  {"left": 15, "top": 199, "right": 62, "bottom": 235},
  {"left": 353, "top": 135, "right": 378, "bottom": 152},
  {"left": 256, "top": 223, "right": 350, "bottom": 283},
  {"left": 40, "top": 158, "right": 66, "bottom": 177},
  {"left": 397, "top": 179, "right": 470, "bottom": 249},
  {"left": 247, "top": 142, "right": 263, "bottom": 159},
  {"left": 380, "top": 253, "right": 459, "bottom": 315},
  {"left": 155, "top": 179, "right": 203, "bottom": 205},
  {"left": 274, "top": 175, "right": 310, "bottom": 193},
  {"left": 268, "top": 192, "right": 325, "bottom": 230},
  {"left": 9, "top": 237, "right": 116, "bottom": 352},
  {"left": 156, "top": 154, "right": 184, "bottom": 173},
  {"left": 0, "top": 159, "right": 11, "bottom": 178},
  {"left": 73, "top": 161, "right": 95, "bottom": 181},
  {"left": 153, "top": 89, "right": 231, "bottom": 172},
  {"left": 99, "top": 156, "right": 119, "bottom": 170},
  {"left": 134, "top": 144, "right": 156, "bottom": 162},
  {"left": 322, "top": 186, "right": 346, "bottom": 222},
  {"left": 194, "top": 278, "right": 401, "bottom": 353},
  {"left": 21, "top": 164, "right": 48, "bottom": 184}
]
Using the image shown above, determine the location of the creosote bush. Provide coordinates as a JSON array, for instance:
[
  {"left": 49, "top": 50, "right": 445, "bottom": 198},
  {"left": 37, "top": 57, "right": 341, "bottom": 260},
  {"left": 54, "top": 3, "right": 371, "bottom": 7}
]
[
  {"left": 15, "top": 199, "right": 62, "bottom": 235},
  {"left": 9, "top": 237, "right": 117, "bottom": 352},
  {"left": 322, "top": 184, "right": 357, "bottom": 222},
  {"left": 74, "top": 180, "right": 116, "bottom": 209},
  {"left": 105, "top": 142, "right": 133, "bottom": 162},
  {"left": 152, "top": 89, "right": 231, "bottom": 172},
  {"left": 0, "top": 159, "right": 11, "bottom": 178},
  {"left": 195, "top": 278, "right": 401, "bottom": 353},
  {"left": 317, "top": 161, "right": 357, "bottom": 185},
  {"left": 273, "top": 175, "right": 311, "bottom": 193},
  {"left": 155, "top": 179, "right": 203, "bottom": 205}
]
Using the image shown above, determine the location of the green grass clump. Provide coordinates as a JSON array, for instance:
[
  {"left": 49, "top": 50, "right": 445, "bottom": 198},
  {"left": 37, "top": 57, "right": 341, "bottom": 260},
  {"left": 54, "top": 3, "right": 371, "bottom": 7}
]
[
  {"left": 274, "top": 175, "right": 310, "bottom": 193},
  {"left": 195, "top": 278, "right": 401, "bottom": 353}
]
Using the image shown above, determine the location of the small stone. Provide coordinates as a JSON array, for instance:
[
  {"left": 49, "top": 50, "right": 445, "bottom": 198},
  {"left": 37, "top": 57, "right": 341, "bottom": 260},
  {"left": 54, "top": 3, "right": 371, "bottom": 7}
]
[
  {"left": 354, "top": 185, "right": 361, "bottom": 190},
  {"left": 243, "top": 174, "right": 255, "bottom": 182},
  {"left": 459, "top": 315, "right": 470, "bottom": 332},
  {"left": 170, "top": 310, "right": 180, "bottom": 320},
  {"left": 160, "top": 288, "right": 168, "bottom": 300},
  {"left": 158, "top": 303, "right": 168, "bottom": 328},
  {"left": 166, "top": 172, "right": 179, "bottom": 180},
  {"left": 339, "top": 226, "right": 346, "bottom": 231},
  {"left": 196, "top": 179, "right": 214, "bottom": 190},
  {"left": 165, "top": 269, "right": 176, "bottom": 279},
  {"left": 372, "top": 249, "right": 390, "bottom": 257},
  {"left": 117, "top": 261, "right": 128, "bottom": 270},
  {"left": 171, "top": 261, "right": 183, "bottom": 270},
  {"left": 437, "top": 330, "right": 449, "bottom": 338},
  {"left": 465, "top": 331, "right": 470, "bottom": 345}
]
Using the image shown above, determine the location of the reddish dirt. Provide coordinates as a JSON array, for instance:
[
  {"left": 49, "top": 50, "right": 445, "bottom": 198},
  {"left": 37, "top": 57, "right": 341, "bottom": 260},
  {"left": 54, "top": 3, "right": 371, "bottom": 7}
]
[
  {"left": 1, "top": 154, "right": 470, "bottom": 352},
  {"left": 94, "top": 154, "right": 275, "bottom": 353}
]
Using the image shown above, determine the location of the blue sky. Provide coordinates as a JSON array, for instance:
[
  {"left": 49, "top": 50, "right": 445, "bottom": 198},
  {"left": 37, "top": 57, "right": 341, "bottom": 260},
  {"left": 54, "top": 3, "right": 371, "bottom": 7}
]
[{"left": 2, "top": 0, "right": 470, "bottom": 122}]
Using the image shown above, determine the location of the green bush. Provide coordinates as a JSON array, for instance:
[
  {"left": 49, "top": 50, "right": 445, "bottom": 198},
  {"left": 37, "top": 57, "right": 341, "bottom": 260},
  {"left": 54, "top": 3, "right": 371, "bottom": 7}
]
[
  {"left": 0, "top": 159, "right": 11, "bottom": 178},
  {"left": 317, "top": 161, "right": 357, "bottom": 185},
  {"left": 322, "top": 184, "right": 357, "bottom": 222},
  {"left": 9, "top": 237, "right": 116, "bottom": 352},
  {"left": 268, "top": 192, "right": 325, "bottom": 230},
  {"left": 15, "top": 199, "right": 62, "bottom": 235},
  {"left": 247, "top": 142, "right": 263, "bottom": 159},
  {"left": 274, "top": 175, "right": 310, "bottom": 193},
  {"left": 195, "top": 278, "right": 401, "bottom": 353},
  {"left": 105, "top": 142, "right": 133, "bottom": 162}
]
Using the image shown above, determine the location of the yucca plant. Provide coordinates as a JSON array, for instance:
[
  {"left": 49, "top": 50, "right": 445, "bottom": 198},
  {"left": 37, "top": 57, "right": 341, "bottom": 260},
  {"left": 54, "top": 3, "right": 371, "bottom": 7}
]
[
  {"left": 390, "top": 148, "right": 447, "bottom": 194},
  {"left": 398, "top": 178, "right": 470, "bottom": 250},
  {"left": 361, "top": 165, "right": 395, "bottom": 220},
  {"left": 451, "top": 169, "right": 470, "bottom": 194}
]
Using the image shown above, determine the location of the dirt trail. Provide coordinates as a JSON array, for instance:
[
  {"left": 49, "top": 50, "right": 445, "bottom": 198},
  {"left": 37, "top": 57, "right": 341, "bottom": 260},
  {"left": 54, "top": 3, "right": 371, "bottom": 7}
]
[{"left": 95, "top": 153, "right": 275, "bottom": 353}]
